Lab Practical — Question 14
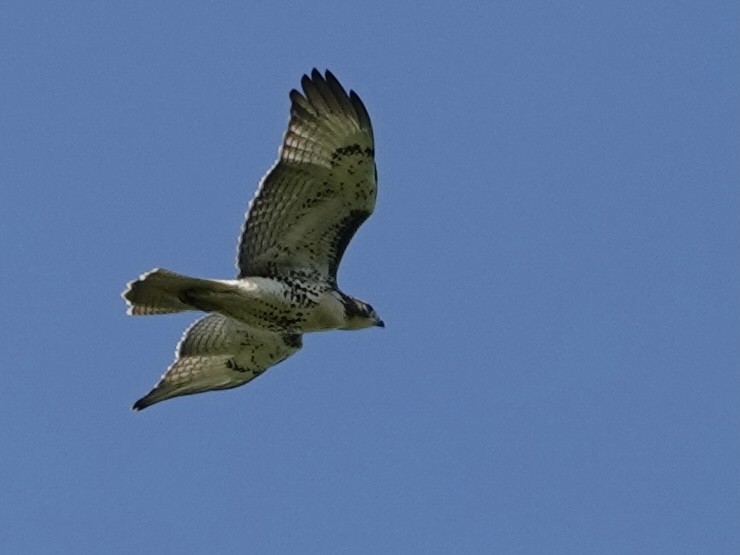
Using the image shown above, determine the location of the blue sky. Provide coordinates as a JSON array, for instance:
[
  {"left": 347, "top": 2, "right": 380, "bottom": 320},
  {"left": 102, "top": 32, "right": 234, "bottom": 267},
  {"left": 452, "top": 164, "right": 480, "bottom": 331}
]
[{"left": 1, "top": 1, "right": 738, "bottom": 553}]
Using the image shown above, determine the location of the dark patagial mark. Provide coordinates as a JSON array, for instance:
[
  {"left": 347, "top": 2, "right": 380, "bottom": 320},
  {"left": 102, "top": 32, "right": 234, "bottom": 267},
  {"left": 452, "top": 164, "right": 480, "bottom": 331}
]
[
  {"left": 283, "top": 333, "right": 303, "bottom": 349},
  {"left": 332, "top": 144, "right": 374, "bottom": 161},
  {"left": 328, "top": 209, "right": 371, "bottom": 279}
]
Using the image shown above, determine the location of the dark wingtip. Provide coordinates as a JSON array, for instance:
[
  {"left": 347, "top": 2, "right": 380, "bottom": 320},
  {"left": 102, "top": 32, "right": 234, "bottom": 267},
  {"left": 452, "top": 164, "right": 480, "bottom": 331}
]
[
  {"left": 305, "top": 68, "right": 339, "bottom": 92},
  {"left": 132, "top": 395, "right": 153, "bottom": 411}
]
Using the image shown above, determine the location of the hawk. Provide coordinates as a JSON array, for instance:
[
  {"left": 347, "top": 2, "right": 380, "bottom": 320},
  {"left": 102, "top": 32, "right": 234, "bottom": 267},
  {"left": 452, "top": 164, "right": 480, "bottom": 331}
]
[{"left": 122, "top": 69, "right": 383, "bottom": 410}]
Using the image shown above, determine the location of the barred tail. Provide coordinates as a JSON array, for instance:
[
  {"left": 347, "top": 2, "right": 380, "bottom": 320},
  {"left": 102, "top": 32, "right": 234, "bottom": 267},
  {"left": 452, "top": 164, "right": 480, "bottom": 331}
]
[{"left": 122, "top": 268, "right": 231, "bottom": 316}]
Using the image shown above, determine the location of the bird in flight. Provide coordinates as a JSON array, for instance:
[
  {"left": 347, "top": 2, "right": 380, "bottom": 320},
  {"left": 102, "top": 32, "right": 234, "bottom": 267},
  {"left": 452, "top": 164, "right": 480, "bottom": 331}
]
[{"left": 122, "top": 69, "right": 383, "bottom": 410}]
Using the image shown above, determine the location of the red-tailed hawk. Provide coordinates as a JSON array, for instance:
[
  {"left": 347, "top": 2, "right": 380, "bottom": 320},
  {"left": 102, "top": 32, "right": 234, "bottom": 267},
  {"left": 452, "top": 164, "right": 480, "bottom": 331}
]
[{"left": 122, "top": 69, "right": 383, "bottom": 410}]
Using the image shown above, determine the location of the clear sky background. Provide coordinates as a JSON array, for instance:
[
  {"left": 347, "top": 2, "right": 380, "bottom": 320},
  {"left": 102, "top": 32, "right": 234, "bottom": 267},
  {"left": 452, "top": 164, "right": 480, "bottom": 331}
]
[{"left": 1, "top": 2, "right": 738, "bottom": 553}]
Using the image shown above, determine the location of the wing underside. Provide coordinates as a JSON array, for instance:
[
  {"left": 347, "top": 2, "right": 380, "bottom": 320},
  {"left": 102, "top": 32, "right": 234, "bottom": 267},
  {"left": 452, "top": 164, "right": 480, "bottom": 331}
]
[
  {"left": 237, "top": 69, "right": 376, "bottom": 283},
  {"left": 133, "top": 313, "right": 302, "bottom": 410}
]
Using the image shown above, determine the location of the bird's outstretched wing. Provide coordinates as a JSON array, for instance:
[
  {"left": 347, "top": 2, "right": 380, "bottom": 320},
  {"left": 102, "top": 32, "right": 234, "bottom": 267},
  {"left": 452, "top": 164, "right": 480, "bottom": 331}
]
[
  {"left": 237, "top": 69, "right": 376, "bottom": 284},
  {"left": 133, "top": 313, "right": 302, "bottom": 410}
]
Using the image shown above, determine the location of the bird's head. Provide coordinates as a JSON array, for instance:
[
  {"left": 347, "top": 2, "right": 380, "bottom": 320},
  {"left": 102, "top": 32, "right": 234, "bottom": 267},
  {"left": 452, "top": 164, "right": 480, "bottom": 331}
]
[{"left": 341, "top": 296, "right": 384, "bottom": 330}]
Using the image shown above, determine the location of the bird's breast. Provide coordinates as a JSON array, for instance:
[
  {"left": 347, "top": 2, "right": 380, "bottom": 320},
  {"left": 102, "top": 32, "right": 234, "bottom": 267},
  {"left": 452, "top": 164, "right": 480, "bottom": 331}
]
[
  {"left": 301, "top": 291, "right": 347, "bottom": 331},
  {"left": 229, "top": 277, "right": 344, "bottom": 332}
]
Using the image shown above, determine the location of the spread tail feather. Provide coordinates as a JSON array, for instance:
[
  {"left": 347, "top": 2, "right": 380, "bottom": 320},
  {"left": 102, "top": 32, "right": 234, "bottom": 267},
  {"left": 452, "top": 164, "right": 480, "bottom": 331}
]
[{"left": 122, "top": 268, "right": 233, "bottom": 316}]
